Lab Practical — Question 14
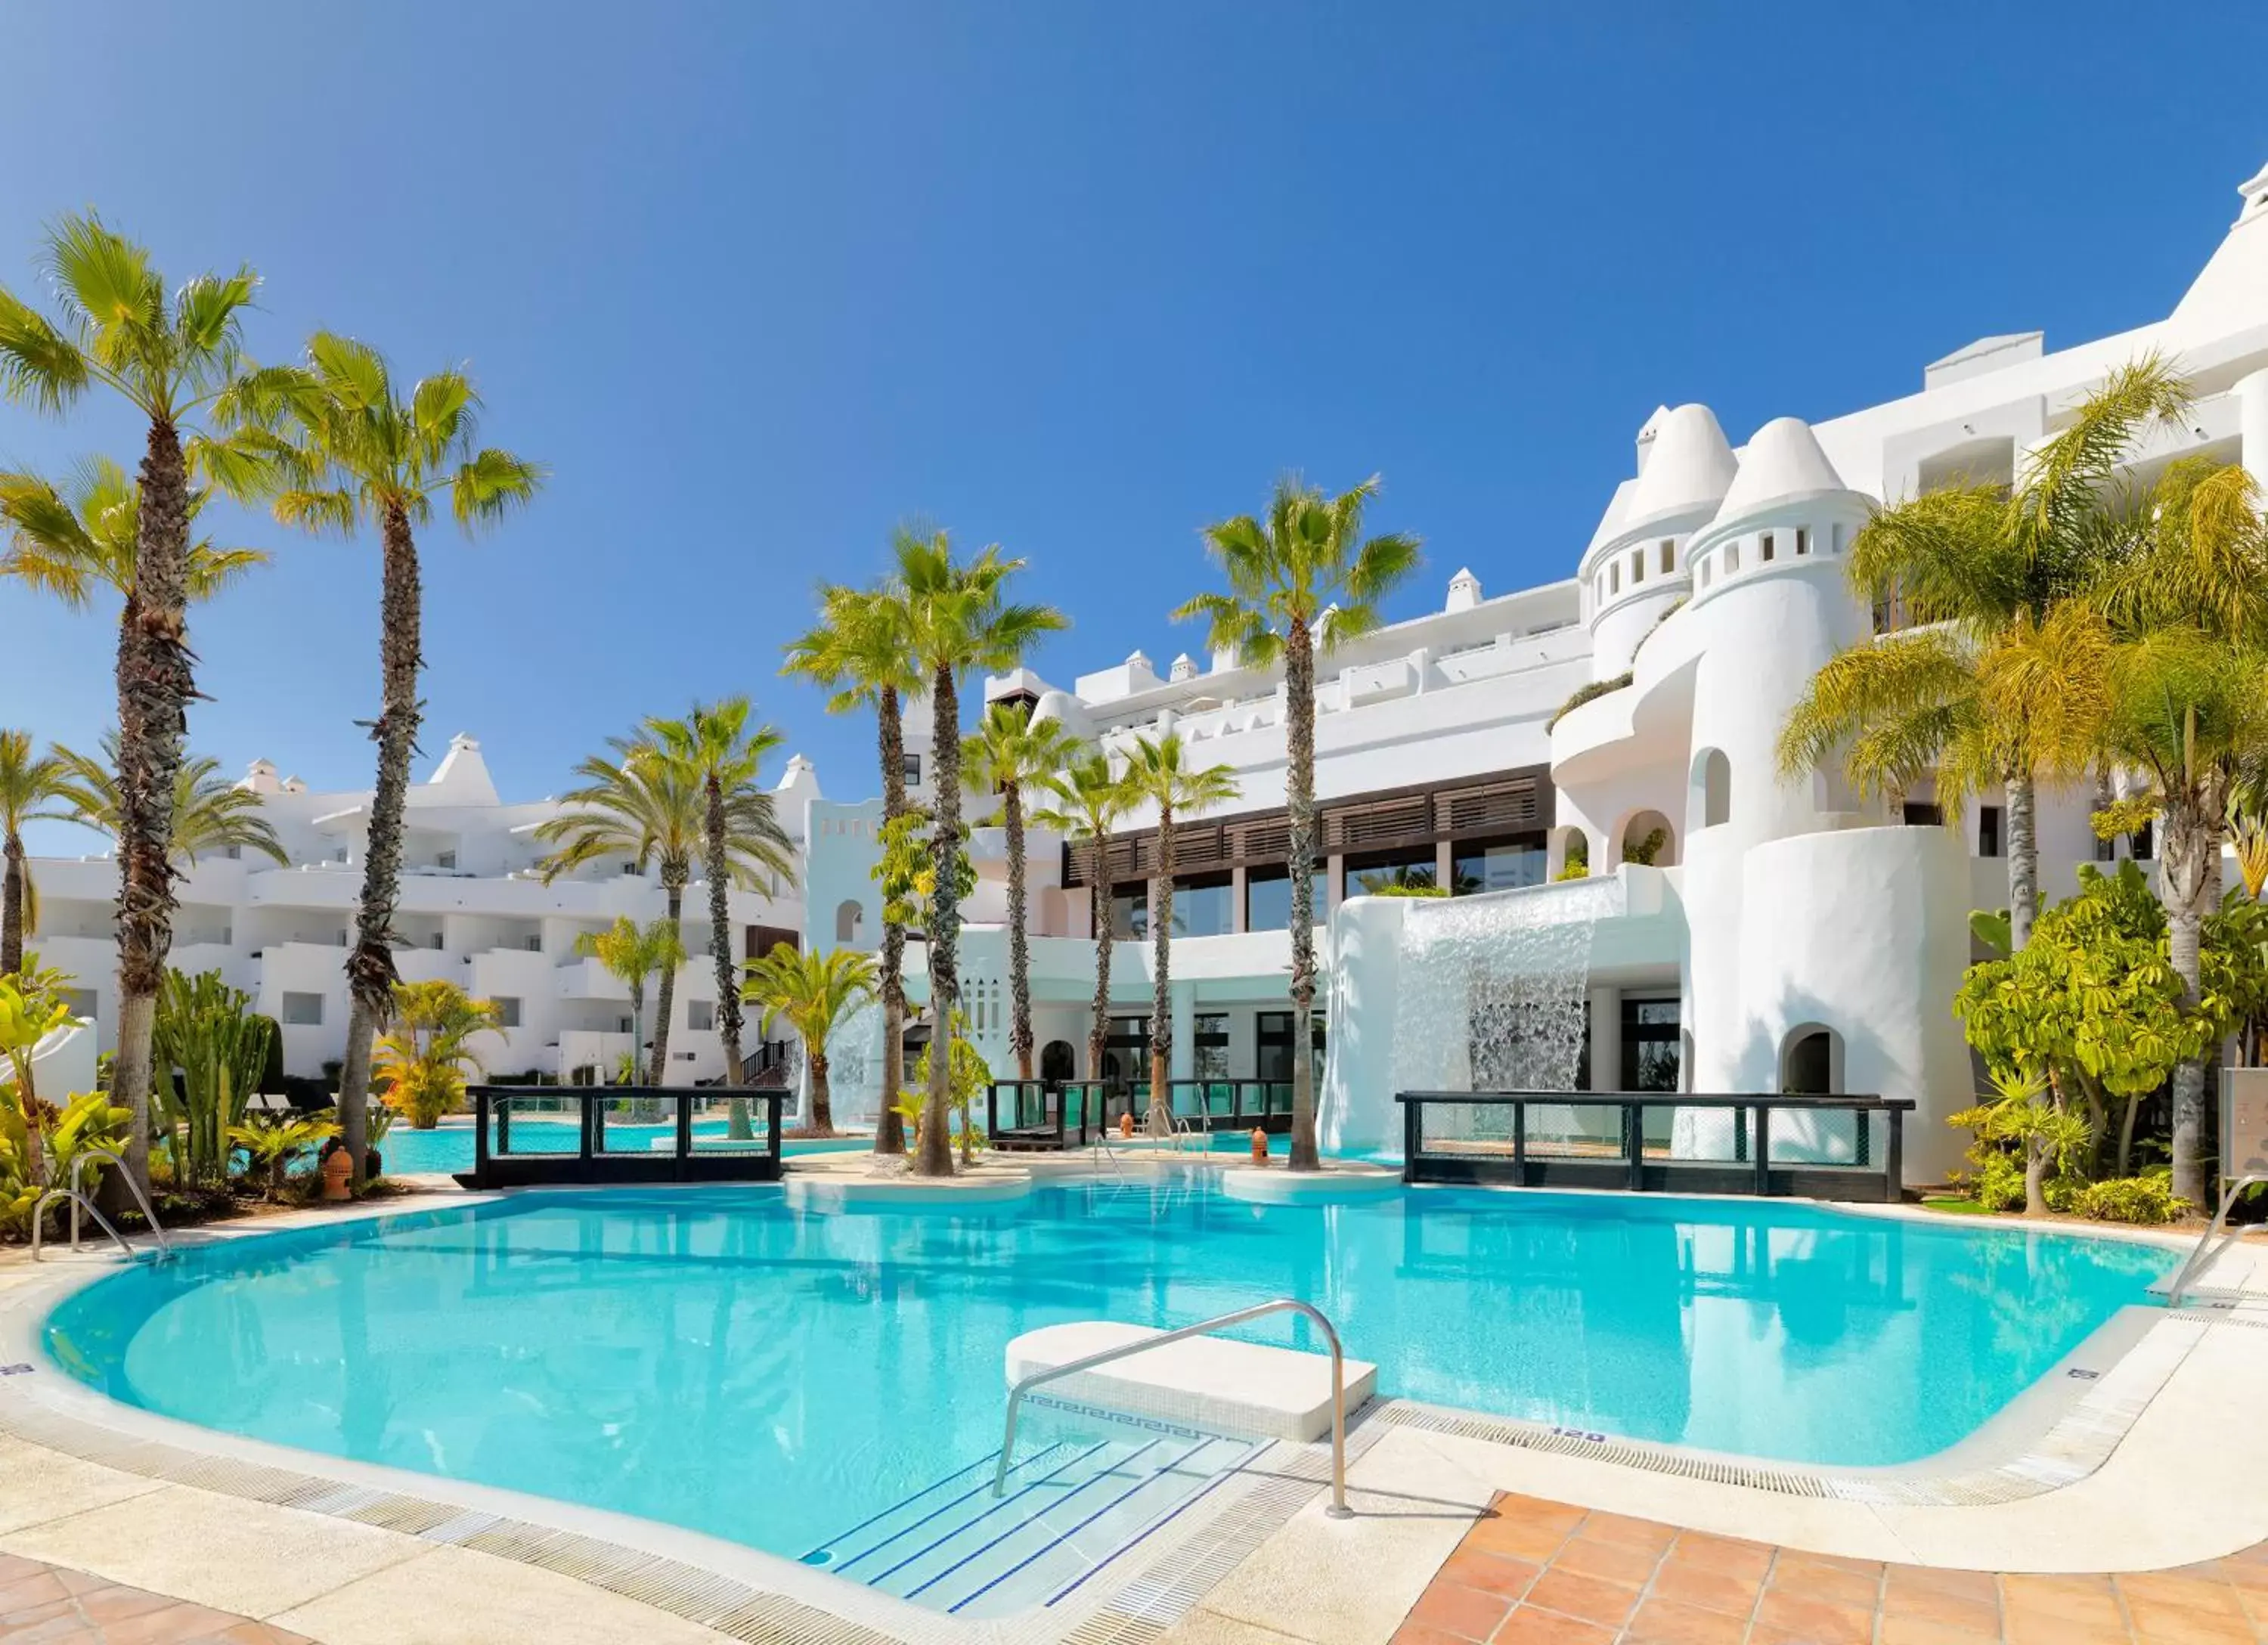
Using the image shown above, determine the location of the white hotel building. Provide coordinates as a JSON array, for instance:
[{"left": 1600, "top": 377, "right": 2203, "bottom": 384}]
[{"left": 30, "top": 163, "right": 2268, "bottom": 1188}]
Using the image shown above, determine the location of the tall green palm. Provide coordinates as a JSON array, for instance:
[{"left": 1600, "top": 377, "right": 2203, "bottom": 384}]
[
  {"left": 895, "top": 528, "right": 1067, "bottom": 1176},
  {"left": 962, "top": 701, "right": 1078, "bottom": 1080},
  {"left": 742, "top": 944, "right": 876, "bottom": 1135},
  {"left": 2087, "top": 454, "right": 2268, "bottom": 1203},
  {"left": 575, "top": 916, "right": 686, "bottom": 1086},
  {"left": 0, "top": 733, "right": 73, "bottom": 977},
  {"left": 0, "top": 212, "right": 265, "bottom": 1190},
  {"left": 49, "top": 736, "right": 289, "bottom": 871},
  {"left": 539, "top": 730, "right": 795, "bottom": 1084},
  {"left": 226, "top": 333, "right": 542, "bottom": 1182},
  {"left": 646, "top": 699, "right": 791, "bottom": 1105},
  {"left": 1033, "top": 753, "right": 1136, "bottom": 1088},
  {"left": 783, "top": 581, "right": 923, "bottom": 1155},
  {"left": 0, "top": 457, "right": 267, "bottom": 615},
  {"left": 1175, "top": 475, "right": 1421, "bottom": 1168},
  {"left": 1780, "top": 358, "right": 2191, "bottom": 953},
  {"left": 1120, "top": 733, "right": 1241, "bottom": 1124}
]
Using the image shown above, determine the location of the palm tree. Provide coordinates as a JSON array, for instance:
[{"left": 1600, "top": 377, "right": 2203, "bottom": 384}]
[
  {"left": 1033, "top": 753, "right": 1136, "bottom": 1089},
  {"left": 539, "top": 729, "right": 794, "bottom": 1085},
  {"left": 0, "top": 456, "right": 267, "bottom": 612},
  {"left": 48, "top": 736, "right": 289, "bottom": 870},
  {"left": 373, "top": 980, "right": 505, "bottom": 1129},
  {"left": 1779, "top": 358, "right": 2192, "bottom": 953},
  {"left": 2087, "top": 454, "right": 2268, "bottom": 1203},
  {"left": 646, "top": 699, "right": 791, "bottom": 1135},
  {"left": 894, "top": 528, "right": 1067, "bottom": 1175},
  {"left": 742, "top": 944, "right": 876, "bottom": 1135},
  {"left": 0, "top": 212, "right": 265, "bottom": 1191},
  {"left": 1175, "top": 475, "right": 1421, "bottom": 1169},
  {"left": 962, "top": 702, "right": 1078, "bottom": 1080},
  {"left": 574, "top": 916, "right": 685, "bottom": 1086},
  {"left": 783, "top": 582, "right": 922, "bottom": 1154},
  {"left": 0, "top": 733, "right": 73, "bottom": 976},
  {"left": 225, "top": 333, "right": 541, "bottom": 1184},
  {"left": 1120, "top": 733, "right": 1240, "bottom": 1127}
]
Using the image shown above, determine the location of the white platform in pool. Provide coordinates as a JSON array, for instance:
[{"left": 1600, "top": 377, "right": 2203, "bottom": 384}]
[{"left": 1006, "top": 1321, "right": 1377, "bottom": 1442}]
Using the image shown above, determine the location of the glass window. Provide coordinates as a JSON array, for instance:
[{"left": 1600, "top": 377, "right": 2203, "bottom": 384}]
[
  {"left": 282, "top": 991, "right": 324, "bottom": 1027},
  {"left": 901, "top": 751, "right": 923, "bottom": 785},
  {"left": 1631, "top": 550, "right": 1645, "bottom": 584},
  {"left": 1760, "top": 532, "right": 1776, "bottom": 562},
  {"left": 1245, "top": 869, "right": 1328, "bottom": 931},
  {"left": 1452, "top": 837, "right": 1547, "bottom": 894},
  {"left": 1104, "top": 1015, "right": 1149, "bottom": 1086},
  {"left": 1172, "top": 877, "right": 1233, "bottom": 937},
  {"left": 1902, "top": 801, "right": 1944, "bottom": 827},
  {"left": 437, "top": 850, "right": 457, "bottom": 869},
  {"left": 1194, "top": 1012, "right": 1231, "bottom": 1080},
  {"left": 493, "top": 996, "right": 523, "bottom": 1029},
  {"left": 686, "top": 999, "right": 714, "bottom": 1031},
  {"left": 1343, "top": 851, "right": 1436, "bottom": 899},
  {"left": 1795, "top": 528, "right": 1811, "bottom": 556},
  {"left": 1978, "top": 805, "right": 2003, "bottom": 859},
  {"left": 1111, "top": 883, "right": 1148, "bottom": 940},
  {"left": 1620, "top": 997, "right": 1680, "bottom": 1092},
  {"left": 1256, "top": 1010, "right": 1327, "bottom": 1089}
]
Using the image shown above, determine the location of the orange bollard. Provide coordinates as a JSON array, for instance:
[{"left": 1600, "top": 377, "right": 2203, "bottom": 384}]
[{"left": 1250, "top": 1127, "right": 1268, "bottom": 1163}]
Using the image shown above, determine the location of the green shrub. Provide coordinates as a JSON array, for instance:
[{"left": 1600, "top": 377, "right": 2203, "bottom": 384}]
[
  {"left": 2073, "top": 1172, "right": 2192, "bottom": 1225},
  {"left": 1546, "top": 672, "right": 1633, "bottom": 732},
  {"left": 1374, "top": 884, "right": 1448, "bottom": 899}
]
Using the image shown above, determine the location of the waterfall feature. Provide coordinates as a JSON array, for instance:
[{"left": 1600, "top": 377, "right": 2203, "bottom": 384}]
[
  {"left": 821, "top": 996, "right": 885, "bottom": 1124},
  {"left": 1321, "top": 875, "right": 1621, "bottom": 1157}
]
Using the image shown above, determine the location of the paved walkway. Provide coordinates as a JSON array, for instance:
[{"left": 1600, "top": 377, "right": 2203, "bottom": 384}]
[
  {"left": 1391, "top": 1492, "right": 2268, "bottom": 1644},
  {"left": 0, "top": 1554, "right": 311, "bottom": 1643}
]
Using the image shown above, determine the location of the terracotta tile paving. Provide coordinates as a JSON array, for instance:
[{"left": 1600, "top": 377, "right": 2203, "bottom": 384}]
[
  {"left": 0, "top": 1554, "right": 311, "bottom": 1643},
  {"left": 1392, "top": 1492, "right": 2268, "bottom": 1645}
]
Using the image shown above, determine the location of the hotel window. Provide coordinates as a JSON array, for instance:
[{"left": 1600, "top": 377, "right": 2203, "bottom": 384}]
[
  {"left": 437, "top": 850, "right": 457, "bottom": 869},
  {"left": 687, "top": 1000, "right": 714, "bottom": 1032},
  {"left": 1170, "top": 875, "right": 1233, "bottom": 937},
  {"left": 1104, "top": 1015, "right": 1149, "bottom": 1086},
  {"left": 1795, "top": 527, "right": 1811, "bottom": 556},
  {"left": 1610, "top": 562, "right": 1621, "bottom": 595},
  {"left": 1257, "top": 1009, "right": 1327, "bottom": 1092},
  {"left": 901, "top": 751, "right": 923, "bottom": 785},
  {"left": 1194, "top": 1012, "right": 1231, "bottom": 1081},
  {"left": 1245, "top": 867, "right": 1328, "bottom": 931},
  {"left": 1452, "top": 837, "right": 1547, "bottom": 894},
  {"left": 1659, "top": 539, "right": 1675, "bottom": 575},
  {"left": 1978, "top": 805, "right": 2003, "bottom": 859},
  {"left": 1727, "top": 542, "right": 1741, "bottom": 572},
  {"left": 1622, "top": 998, "right": 1681, "bottom": 1092},
  {"left": 1631, "top": 550, "right": 1644, "bottom": 584},
  {"left": 1699, "top": 560, "right": 1712, "bottom": 590},
  {"left": 1903, "top": 801, "right": 1944, "bottom": 827},
  {"left": 282, "top": 992, "right": 324, "bottom": 1027},
  {"left": 494, "top": 996, "right": 523, "bottom": 1029},
  {"left": 1832, "top": 522, "right": 1845, "bottom": 554},
  {"left": 1343, "top": 849, "right": 1437, "bottom": 899},
  {"left": 1111, "top": 882, "right": 1149, "bottom": 940},
  {"left": 1760, "top": 532, "right": 1776, "bottom": 562}
]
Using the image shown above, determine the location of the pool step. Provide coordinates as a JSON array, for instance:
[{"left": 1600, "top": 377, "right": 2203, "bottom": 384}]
[{"left": 804, "top": 1427, "right": 1264, "bottom": 1619}]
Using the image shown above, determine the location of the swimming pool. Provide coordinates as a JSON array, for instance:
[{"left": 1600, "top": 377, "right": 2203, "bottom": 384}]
[{"left": 40, "top": 1182, "right": 2170, "bottom": 1600}]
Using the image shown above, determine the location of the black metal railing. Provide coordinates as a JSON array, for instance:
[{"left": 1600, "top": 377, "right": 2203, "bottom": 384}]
[
  {"left": 1103, "top": 1078, "right": 1297, "bottom": 1134},
  {"left": 466, "top": 1086, "right": 786, "bottom": 1188},
  {"left": 986, "top": 1079, "right": 1111, "bottom": 1150},
  {"left": 1396, "top": 1090, "right": 1912, "bottom": 1203}
]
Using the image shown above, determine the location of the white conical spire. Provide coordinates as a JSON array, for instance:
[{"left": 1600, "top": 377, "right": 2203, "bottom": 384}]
[
  {"left": 1622, "top": 404, "right": 1738, "bottom": 531},
  {"left": 1711, "top": 417, "right": 1847, "bottom": 525}
]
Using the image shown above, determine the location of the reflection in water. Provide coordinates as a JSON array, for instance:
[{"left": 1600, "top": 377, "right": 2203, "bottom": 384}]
[{"left": 45, "top": 1185, "right": 2169, "bottom": 1557}]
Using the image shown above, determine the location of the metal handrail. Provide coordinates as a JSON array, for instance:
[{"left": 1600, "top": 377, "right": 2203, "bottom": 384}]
[
  {"left": 993, "top": 1298, "right": 1354, "bottom": 1519},
  {"left": 32, "top": 1147, "right": 172, "bottom": 1265},
  {"left": 2165, "top": 1173, "right": 2267, "bottom": 1306}
]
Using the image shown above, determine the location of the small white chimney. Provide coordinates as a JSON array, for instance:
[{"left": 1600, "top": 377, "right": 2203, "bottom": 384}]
[{"left": 1445, "top": 567, "right": 1483, "bottom": 612}]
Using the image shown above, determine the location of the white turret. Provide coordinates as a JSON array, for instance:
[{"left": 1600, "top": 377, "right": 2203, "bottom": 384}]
[{"left": 1582, "top": 403, "right": 1737, "bottom": 677}]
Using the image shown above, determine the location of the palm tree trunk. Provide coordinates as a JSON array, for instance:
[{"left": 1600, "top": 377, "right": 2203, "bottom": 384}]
[
  {"left": 650, "top": 881, "right": 682, "bottom": 1086},
  {"left": 2, "top": 832, "right": 26, "bottom": 977},
  {"left": 2006, "top": 769, "right": 2037, "bottom": 952},
  {"left": 111, "top": 417, "right": 196, "bottom": 1194},
  {"left": 1148, "top": 804, "right": 1174, "bottom": 1130},
  {"left": 705, "top": 773, "right": 746, "bottom": 1091},
  {"left": 1005, "top": 783, "right": 1033, "bottom": 1080},
  {"left": 874, "top": 686, "right": 909, "bottom": 1155},
  {"left": 918, "top": 665, "right": 962, "bottom": 1176},
  {"left": 1088, "top": 853, "right": 1113, "bottom": 1094},
  {"left": 2163, "top": 781, "right": 2220, "bottom": 1207},
  {"left": 1286, "top": 621, "right": 1321, "bottom": 1171},
  {"left": 336, "top": 499, "right": 423, "bottom": 1186},
  {"left": 809, "top": 1047, "right": 833, "bottom": 1134}
]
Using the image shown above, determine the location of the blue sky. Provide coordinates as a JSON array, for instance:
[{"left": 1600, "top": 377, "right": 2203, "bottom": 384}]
[{"left": 5, "top": 3, "right": 2264, "bottom": 851}]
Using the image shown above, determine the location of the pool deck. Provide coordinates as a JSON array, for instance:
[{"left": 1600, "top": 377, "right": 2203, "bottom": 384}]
[{"left": 3, "top": 1172, "right": 2266, "bottom": 1643}]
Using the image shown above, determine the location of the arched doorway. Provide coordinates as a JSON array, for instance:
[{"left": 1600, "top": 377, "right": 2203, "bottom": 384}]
[
  {"left": 1619, "top": 809, "right": 1677, "bottom": 867},
  {"left": 1781, "top": 1025, "right": 1842, "bottom": 1094},
  {"left": 834, "top": 899, "right": 865, "bottom": 943},
  {"left": 1040, "top": 1039, "right": 1075, "bottom": 1088}
]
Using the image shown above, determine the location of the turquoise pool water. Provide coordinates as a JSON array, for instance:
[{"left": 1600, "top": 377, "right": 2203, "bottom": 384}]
[{"left": 41, "top": 1182, "right": 2170, "bottom": 1565}]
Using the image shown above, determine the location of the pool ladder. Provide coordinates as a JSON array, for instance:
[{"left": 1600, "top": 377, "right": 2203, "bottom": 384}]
[
  {"left": 2164, "top": 1173, "right": 2266, "bottom": 1306},
  {"left": 31, "top": 1148, "right": 174, "bottom": 1266},
  {"left": 993, "top": 1297, "right": 1355, "bottom": 1519}
]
